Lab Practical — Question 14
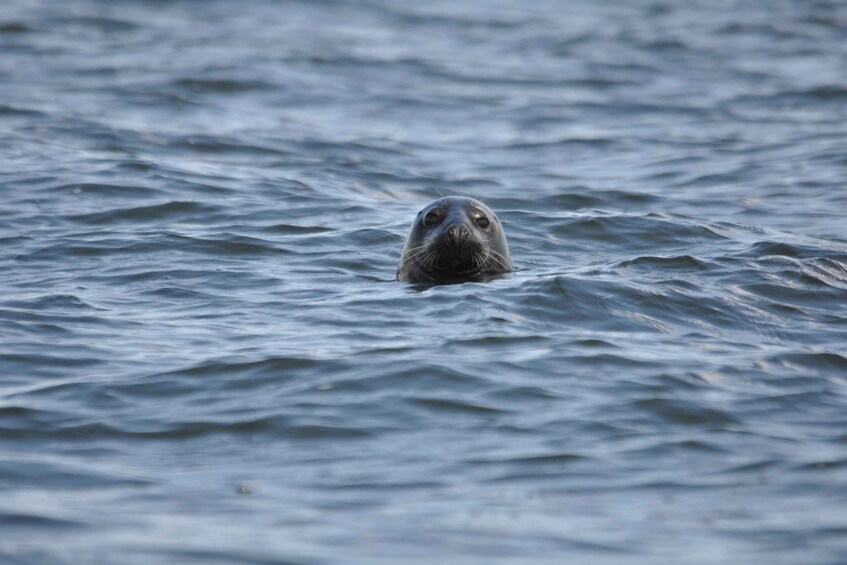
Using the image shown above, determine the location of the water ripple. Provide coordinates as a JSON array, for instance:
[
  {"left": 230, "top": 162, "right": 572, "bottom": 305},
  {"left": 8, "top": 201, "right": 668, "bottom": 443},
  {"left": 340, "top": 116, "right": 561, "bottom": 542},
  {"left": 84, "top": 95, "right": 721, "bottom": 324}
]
[{"left": 2, "top": 0, "right": 847, "bottom": 562}]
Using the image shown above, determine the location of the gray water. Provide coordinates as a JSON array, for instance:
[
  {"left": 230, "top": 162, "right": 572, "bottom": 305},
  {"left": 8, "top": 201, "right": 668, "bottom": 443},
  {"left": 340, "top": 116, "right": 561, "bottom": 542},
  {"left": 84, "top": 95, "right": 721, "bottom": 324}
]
[{"left": 2, "top": 0, "right": 847, "bottom": 563}]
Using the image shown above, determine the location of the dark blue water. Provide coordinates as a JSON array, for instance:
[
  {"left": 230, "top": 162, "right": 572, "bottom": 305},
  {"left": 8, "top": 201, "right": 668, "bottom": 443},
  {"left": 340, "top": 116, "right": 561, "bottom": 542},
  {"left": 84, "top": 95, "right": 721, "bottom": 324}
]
[{"left": 2, "top": 1, "right": 847, "bottom": 563}]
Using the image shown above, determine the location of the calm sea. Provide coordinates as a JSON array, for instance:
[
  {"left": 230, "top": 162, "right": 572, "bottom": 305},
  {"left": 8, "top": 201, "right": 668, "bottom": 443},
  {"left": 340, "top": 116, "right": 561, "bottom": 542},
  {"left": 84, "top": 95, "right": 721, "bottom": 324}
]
[{"left": 2, "top": 0, "right": 847, "bottom": 563}]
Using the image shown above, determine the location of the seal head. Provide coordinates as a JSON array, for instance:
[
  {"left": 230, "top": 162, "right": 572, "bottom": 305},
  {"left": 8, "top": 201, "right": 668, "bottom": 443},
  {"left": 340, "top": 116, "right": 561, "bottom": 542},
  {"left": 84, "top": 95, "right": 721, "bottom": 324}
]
[{"left": 397, "top": 196, "right": 512, "bottom": 284}]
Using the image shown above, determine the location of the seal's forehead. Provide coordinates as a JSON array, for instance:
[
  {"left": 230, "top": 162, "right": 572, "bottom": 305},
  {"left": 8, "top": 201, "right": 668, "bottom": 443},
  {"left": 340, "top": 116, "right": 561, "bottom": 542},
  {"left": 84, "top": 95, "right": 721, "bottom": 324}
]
[
  {"left": 467, "top": 199, "right": 495, "bottom": 216},
  {"left": 417, "top": 196, "right": 494, "bottom": 216},
  {"left": 417, "top": 198, "right": 448, "bottom": 214}
]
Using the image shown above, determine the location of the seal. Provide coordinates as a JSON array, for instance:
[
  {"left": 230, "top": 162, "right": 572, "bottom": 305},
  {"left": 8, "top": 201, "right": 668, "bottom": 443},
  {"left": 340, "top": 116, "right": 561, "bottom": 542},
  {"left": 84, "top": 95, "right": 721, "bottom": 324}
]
[{"left": 397, "top": 196, "right": 512, "bottom": 283}]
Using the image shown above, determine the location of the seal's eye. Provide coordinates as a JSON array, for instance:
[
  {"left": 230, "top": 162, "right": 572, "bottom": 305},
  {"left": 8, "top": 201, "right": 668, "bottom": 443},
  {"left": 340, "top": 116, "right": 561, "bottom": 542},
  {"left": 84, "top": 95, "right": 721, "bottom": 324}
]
[
  {"left": 475, "top": 216, "right": 490, "bottom": 229},
  {"left": 423, "top": 211, "right": 440, "bottom": 227}
]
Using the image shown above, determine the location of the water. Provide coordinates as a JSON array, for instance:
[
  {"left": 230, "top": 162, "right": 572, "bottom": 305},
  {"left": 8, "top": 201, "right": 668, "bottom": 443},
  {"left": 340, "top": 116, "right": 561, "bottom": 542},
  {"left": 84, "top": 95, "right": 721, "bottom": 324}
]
[{"left": 2, "top": 0, "right": 847, "bottom": 563}]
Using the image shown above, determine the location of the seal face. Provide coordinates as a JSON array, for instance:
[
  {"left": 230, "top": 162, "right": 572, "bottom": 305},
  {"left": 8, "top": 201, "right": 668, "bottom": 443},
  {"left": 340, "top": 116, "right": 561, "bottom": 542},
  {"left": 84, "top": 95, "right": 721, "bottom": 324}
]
[{"left": 397, "top": 196, "right": 512, "bottom": 283}]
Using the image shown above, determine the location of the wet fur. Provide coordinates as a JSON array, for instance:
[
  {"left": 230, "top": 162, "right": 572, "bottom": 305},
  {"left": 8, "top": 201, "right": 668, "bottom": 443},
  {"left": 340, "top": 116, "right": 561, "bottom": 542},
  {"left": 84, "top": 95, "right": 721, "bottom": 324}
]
[{"left": 397, "top": 197, "right": 512, "bottom": 284}]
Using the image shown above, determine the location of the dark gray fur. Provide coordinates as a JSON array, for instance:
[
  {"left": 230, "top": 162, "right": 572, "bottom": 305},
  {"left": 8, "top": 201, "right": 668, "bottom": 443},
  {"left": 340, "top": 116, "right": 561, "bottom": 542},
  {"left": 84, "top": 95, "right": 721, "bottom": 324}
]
[{"left": 397, "top": 196, "right": 512, "bottom": 284}]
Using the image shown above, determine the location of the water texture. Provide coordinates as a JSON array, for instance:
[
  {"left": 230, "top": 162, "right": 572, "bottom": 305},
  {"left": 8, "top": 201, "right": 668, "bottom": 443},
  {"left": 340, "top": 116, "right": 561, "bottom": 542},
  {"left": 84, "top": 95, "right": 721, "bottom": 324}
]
[{"left": 2, "top": 0, "right": 847, "bottom": 563}]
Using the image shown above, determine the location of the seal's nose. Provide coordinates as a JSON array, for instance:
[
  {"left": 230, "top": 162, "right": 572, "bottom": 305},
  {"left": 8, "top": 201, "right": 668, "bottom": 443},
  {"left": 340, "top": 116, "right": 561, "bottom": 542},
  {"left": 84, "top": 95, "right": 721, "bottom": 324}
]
[{"left": 446, "top": 224, "right": 470, "bottom": 242}]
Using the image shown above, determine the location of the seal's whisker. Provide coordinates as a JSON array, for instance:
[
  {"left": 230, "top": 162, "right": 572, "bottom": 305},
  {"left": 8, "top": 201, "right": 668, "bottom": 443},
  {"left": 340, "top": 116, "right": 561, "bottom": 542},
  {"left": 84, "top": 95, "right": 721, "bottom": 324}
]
[
  {"left": 403, "top": 246, "right": 431, "bottom": 263},
  {"left": 404, "top": 242, "right": 443, "bottom": 264},
  {"left": 487, "top": 248, "right": 511, "bottom": 269}
]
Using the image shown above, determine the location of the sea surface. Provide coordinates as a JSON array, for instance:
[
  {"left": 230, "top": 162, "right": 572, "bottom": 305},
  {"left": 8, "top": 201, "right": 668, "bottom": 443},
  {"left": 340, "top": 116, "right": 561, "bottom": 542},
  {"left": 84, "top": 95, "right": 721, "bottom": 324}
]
[{"left": 2, "top": 0, "right": 847, "bottom": 563}]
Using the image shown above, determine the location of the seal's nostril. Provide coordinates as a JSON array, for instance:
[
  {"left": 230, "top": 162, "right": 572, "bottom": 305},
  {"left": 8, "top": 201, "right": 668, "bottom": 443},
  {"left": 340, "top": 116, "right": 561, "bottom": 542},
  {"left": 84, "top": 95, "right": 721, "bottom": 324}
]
[{"left": 447, "top": 224, "right": 469, "bottom": 241}]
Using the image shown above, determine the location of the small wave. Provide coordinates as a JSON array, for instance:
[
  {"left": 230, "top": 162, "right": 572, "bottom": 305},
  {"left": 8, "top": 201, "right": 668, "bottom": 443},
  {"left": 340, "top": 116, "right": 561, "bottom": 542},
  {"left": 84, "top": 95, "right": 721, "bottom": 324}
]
[
  {"left": 0, "top": 458, "right": 152, "bottom": 489},
  {"left": 632, "top": 397, "right": 737, "bottom": 426},
  {"left": 173, "top": 233, "right": 282, "bottom": 256},
  {"left": 0, "top": 511, "right": 86, "bottom": 530},
  {"left": 67, "top": 201, "right": 221, "bottom": 226},
  {"left": 737, "top": 240, "right": 847, "bottom": 260},
  {"left": 469, "top": 452, "right": 588, "bottom": 466},
  {"left": 44, "top": 182, "right": 166, "bottom": 199},
  {"left": 615, "top": 255, "right": 708, "bottom": 271},
  {"left": 169, "top": 136, "right": 292, "bottom": 157},
  {"left": 257, "top": 223, "right": 334, "bottom": 235},
  {"left": 771, "top": 352, "right": 847, "bottom": 376},
  {"left": 2, "top": 294, "right": 97, "bottom": 311},
  {"left": 0, "top": 22, "right": 30, "bottom": 34},
  {"left": 158, "top": 356, "right": 327, "bottom": 380},
  {"left": 407, "top": 396, "right": 506, "bottom": 415},
  {"left": 549, "top": 213, "right": 724, "bottom": 250},
  {"left": 53, "top": 15, "right": 139, "bottom": 33},
  {"left": 0, "top": 104, "right": 42, "bottom": 116},
  {"left": 172, "top": 78, "right": 276, "bottom": 93}
]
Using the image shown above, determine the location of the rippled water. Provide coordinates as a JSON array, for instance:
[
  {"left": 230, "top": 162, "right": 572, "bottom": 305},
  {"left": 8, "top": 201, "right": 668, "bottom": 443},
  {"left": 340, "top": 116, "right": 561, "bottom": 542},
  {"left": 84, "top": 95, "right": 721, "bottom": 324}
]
[{"left": 2, "top": 0, "right": 847, "bottom": 563}]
